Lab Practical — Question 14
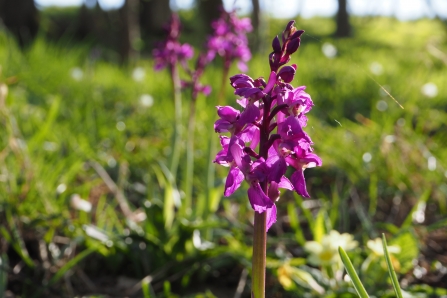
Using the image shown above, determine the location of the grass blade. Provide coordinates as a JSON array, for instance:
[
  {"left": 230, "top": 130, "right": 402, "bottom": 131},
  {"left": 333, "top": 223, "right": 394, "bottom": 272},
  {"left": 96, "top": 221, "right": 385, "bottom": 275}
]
[
  {"left": 338, "top": 247, "right": 370, "bottom": 298},
  {"left": 49, "top": 247, "right": 96, "bottom": 285},
  {"left": 382, "top": 234, "right": 403, "bottom": 298},
  {"left": 0, "top": 254, "right": 8, "bottom": 297}
]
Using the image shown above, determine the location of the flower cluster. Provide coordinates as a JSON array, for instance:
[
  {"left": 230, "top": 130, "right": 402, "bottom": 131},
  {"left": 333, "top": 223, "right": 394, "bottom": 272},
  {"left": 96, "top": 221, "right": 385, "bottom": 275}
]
[
  {"left": 207, "top": 9, "right": 252, "bottom": 72},
  {"left": 214, "top": 21, "right": 321, "bottom": 231},
  {"left": 153, "top": 14, "right": 211, "bottom": 98},
  {"left": 153, "top": 14, "right": 194, "bottom": 71}
]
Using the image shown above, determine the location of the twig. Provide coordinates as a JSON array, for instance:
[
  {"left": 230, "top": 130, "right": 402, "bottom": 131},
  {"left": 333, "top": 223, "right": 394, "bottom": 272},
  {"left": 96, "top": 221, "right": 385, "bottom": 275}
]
[
  {"left": 234, "top": 268, "right": 248, "bottom": 298},
  {"left": 38, "top": 240, "right": 51, "bottom": 282},
  {"left": 76, "top": 268, "right": 97, "bottom": 292},
  {"left": 89, "top": 160, "right": 133, "bottom": 218},
  {"left": 125, "top": 275, "right": 153, "bottom": 296}
]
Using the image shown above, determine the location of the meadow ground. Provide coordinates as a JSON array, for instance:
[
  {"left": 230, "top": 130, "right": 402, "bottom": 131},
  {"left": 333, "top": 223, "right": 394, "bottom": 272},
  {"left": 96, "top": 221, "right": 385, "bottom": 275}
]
[{"left": 0, "top": 15, "right": 446, "bottom": 297}]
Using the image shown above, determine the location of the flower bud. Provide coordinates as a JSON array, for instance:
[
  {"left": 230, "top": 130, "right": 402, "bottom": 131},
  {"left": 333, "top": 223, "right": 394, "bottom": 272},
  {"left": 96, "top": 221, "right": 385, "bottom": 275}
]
[
  {"left": 272, "top": 36, "right": 281, "bottom": 53},
  {"left": 286, "top": 38, "right": 300, "bottom": 55},
  {"left": 277, "top": 65, "right": 296, "bottom": 83},
  {"left": 290, "top": 30, "right": 304, "bottom": 40},
  {"left": 282, "top": 21, "right": 296, "bottom": 43}
]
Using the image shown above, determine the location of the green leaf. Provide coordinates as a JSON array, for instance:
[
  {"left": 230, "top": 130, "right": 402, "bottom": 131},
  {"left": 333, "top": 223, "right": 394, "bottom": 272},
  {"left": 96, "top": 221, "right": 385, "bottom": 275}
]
[
  {"left": 290, "top": 267, "right": 324, "bottom": 294},
  {"left": 163, "top": 183, "right": 175, "bottom": 229},
  {"left": 390, "top": 231, "right": 419, "bottom": 273},
  {"left": 426, "top": 218, "right": 447, "bottom": 232},
  {"left": 313, "top": 209, "right": 325, "bottom": 243},
  {"left": 293, "top": 192, "right": 314, "bottom": 231},
  {"left": 339, "top": 247, "right": 370, "bottom": 298},
  {"left": 209, "top": 185, "right": 224, "bottom": 213},
  {"left": 382, "top": 234, "right": 403, "bottom": 298},
  {"left": 28, "top": 95, "right": 61, "bottom": 149},
  {"left": 287, "top": 202, "right": 306, "bottom": 246}
]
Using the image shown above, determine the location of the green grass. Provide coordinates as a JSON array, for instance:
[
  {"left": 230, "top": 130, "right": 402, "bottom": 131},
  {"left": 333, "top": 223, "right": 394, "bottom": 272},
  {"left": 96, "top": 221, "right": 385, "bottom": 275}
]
[{"left": 0, "top": 16, "right": 446, "bottom": 297}]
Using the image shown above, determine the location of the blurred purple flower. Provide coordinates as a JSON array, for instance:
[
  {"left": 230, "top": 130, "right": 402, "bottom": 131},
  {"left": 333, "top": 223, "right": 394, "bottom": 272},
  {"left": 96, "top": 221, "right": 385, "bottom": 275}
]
[
  {"left": 207, "top": 10, "right": 252, "bottom": 71},
  {"left": 153, "top": 14, "right": 194, "bottom": 71}
]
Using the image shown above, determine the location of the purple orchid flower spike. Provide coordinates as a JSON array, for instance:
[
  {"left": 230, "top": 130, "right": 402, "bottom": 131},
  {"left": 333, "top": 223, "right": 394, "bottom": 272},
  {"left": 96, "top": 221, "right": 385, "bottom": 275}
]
[
  {"left": 213, "top": 20, "right": 320, "bottom": 296},
  {"left": 213, "top": 20, "right": 321, "bottom": 233}
]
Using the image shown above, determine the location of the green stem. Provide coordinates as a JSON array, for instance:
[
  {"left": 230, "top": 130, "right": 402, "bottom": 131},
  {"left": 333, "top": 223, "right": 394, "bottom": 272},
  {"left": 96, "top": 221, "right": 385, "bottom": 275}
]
[
  {"left": 184, "top": 96, "right": 196, "bottom": 216},
  {"left": 217, "top": 65, "right": 230, "bottom": 106},
  {"left": 252, "top": 211, "right": 267, "bottom": 298},
  {"left": 169, "top": 64, "right": 182, "bottom": 179},
  {"left": 205, "top": 64, "right": 230, "bottom": 218}
]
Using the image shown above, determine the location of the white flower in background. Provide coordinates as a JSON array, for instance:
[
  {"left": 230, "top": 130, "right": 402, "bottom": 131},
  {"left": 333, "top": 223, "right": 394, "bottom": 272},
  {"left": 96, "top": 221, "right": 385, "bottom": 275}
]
[
  {"left": 304, "top": 230, "right": 358, "bottom": 266},
  {"left": 70, "top": 67, "right": 83, "bottom": 81},
  {"left": 70, "top": 194, "right": 92, "bottom": 212},
  {"left": 428, "top": 156, "right": 436, "bottom": 171},
  {"left": 56, "top": 183, "right": 67, "bottom": 194},
  {"left": 132, "top": 67, "right": 145, "bottom": 82},
  {"left": 363, "top": 237, "right": 401, "bottom": 272},
  {"left": 362, "top": 152, "right": 372, "bottom": 163},
  {"left": 367, "top": 238, "right": 401, "bottom": 256},
  {"left": 322, "top": 42, "right": 337, "bottom": 58},
  {"left": 421, "top": 82, "right": 438, "bottom": 98},
  {"left": 370, "top": 62, "right": 383, "bottom": 75},
  {"left": 139, "top": 94, "right": 154, "bottom": 107}
]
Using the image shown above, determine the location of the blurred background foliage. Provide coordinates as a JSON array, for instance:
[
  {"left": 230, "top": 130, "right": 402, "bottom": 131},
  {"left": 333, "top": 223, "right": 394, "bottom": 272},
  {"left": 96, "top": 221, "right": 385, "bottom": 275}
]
[{"left": 0, "top": 0, "right": 447, "bottom": 297}]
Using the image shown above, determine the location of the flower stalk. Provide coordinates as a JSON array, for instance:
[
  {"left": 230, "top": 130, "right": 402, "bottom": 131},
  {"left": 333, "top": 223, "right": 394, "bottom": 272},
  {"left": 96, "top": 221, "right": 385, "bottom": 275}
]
[
  {"left": 170, "top": 63, "right": 182, "bottom": 178},
  {"left": 252, "top": 210, "right": 267, "bottom": 298}
]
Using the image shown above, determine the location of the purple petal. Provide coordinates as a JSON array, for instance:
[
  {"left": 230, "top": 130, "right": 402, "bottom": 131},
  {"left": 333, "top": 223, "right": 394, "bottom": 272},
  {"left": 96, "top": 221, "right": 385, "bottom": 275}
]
[
  {"left": 247, "top": 183, "right": 274, "bottom": 213},
  {"left": 237, "top": 103, "right": 260, "bottom": 127},
  {"left": 300, "top": 153, "right": 322, "bottom": 167},
  {"left": 237, "top": 61, "right": 248, "bottom": 72},
  {"left": 279, "top": 176, "right": 294, "bottom": 191},
  {"left": 236, "top": 98, "right": 248, "bottom": 108},
  {"left": 291, "top": 170, "right": 310, "bottom": 198},
  {"left": 214, "top": 119, "right": 233, "bottom": 133},
  {"left": 235, "top": 87, "right": 263, "bottom": 99},
  {"left": 266, "top": 204, "right": 277, "bottom": 231},
  {"left": 229, "top": 137, "right": 245, "bottom": 168},
  {"left": 239, "top": 125, "right": 260, "bottom": 148},
  {"left": 201, "top": 85, "right": 212, "bottom": 96},
  {"left": 230, "top": 74, "right": 253, "bottom": 85},
  {"left": 224, "top": 166, "right": 245, "bottom": 196},
  {"left": 263, "top": 71, "right": 277, "bottom": 94},
  {"left": 217, "top": 106, "right": 240, "bottom": 122},
  {"left": 266, "top": 155, "right": 287, "bottom": 183},
  {"left": 268, "top": 181, "right": 280, "bottom": 201}
]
